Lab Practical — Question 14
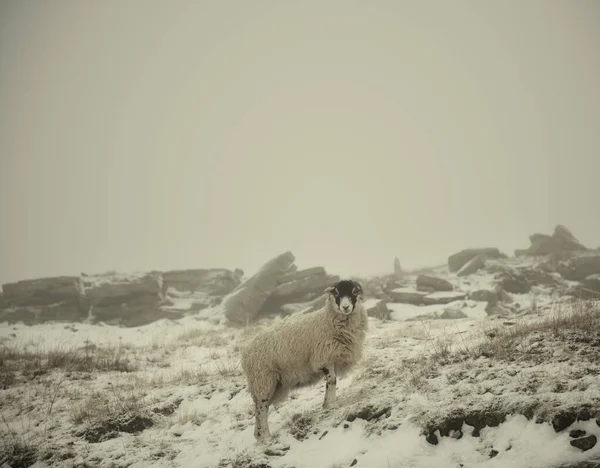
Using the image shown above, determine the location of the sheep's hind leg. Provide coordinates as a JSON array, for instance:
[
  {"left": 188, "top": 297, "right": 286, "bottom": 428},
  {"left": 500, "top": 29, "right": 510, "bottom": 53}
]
[
  {"left": 322, "top": 365, "right": 337, "bottom": 409},
  {"left": 254, "top": 399, "right": 271, "bottom": 441}
]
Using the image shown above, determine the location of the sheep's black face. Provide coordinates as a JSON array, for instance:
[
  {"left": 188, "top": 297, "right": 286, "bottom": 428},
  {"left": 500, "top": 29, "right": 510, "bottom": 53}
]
[{"left": 325, "top": 280, "right": 363, "bottom": 315}]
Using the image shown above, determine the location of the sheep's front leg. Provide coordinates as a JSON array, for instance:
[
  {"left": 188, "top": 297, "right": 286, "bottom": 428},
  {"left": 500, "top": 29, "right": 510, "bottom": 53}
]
[
  {"left": 254, "top": 399, "right": 271, "bottom": 441},
  {"left": 322, "top": 365, "right": 337, "bottom": 409}
]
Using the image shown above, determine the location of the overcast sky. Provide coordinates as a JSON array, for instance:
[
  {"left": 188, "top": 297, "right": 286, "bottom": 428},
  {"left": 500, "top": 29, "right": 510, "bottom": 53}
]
[{"left": 0, "top": 0, "right": 599, "bottom": 285}]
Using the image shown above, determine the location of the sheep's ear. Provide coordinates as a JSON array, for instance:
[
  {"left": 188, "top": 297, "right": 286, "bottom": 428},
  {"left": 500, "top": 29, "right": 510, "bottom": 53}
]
[
  {"left": 324, "top": 286, "right": 335, "bottom": 294},
  {"left": 352, "top": 282, "right": 364, "bottom": 297}
]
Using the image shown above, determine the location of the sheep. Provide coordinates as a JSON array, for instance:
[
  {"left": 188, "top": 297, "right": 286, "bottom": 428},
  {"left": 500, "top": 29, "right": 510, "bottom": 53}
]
[{"left": 240, "top": 279, "right": 369, "bottom": 441}]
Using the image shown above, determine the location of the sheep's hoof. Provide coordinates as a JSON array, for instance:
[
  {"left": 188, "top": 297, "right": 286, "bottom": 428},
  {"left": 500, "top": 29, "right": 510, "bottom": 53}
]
[{"left": 255, "top": 432, "right": 273, "bottom": 444}]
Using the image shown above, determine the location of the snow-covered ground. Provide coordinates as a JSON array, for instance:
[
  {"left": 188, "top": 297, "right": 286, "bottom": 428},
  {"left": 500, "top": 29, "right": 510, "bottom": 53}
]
[{"left": 1, "top": 267, "right": 600, "bottom": 467}]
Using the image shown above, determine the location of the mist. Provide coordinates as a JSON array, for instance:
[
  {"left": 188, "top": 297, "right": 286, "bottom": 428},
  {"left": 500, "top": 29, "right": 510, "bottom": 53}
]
[{"left": 1, "top": 0, "right": 599, "bottom": 285}]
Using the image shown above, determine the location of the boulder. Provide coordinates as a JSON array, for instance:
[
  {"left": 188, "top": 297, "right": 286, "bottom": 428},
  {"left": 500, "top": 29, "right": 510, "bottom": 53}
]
[
  {"left": 394, "top": 257, "right": 403, "bottom": 280},
  {"left": 271, "top": 268, "right": 332, "bottom": 297},
  {"left": 497, "top": 269, "right": 531, "bottom": 294},
  {"left": 83, "top": 273, "right": 168, "bottom": 326},
  {"left": 364, "top": 299, "right": 391, "bottom": 320},
  {"left": 276, "top": 266, "right": 325, "bottom": 286},
  {"left": 422, "top": 291, "right": 467, "bottom": 305},
  {"left": 389, "top": 288, "right": 429, "bottom": 304},
  {"left": 557, "top": 255, "right": 600, "bottom": 281},
  {"left": 2, "top": 276, "right": 81, "bottom": 307},
  {"left": 389, "top": 288, "right": 465, "bottom": 306},
  {"left": 469, "top": 289, "right": 498, "bottom": 303},
  {"left": 457, "top": 255, "right": 485, "bottom": 277},
  {"left": 583, "top": 274, "right": 600, "bottom": 292},
  {"left": 222, "top": 251, "right": 296, "bottom": 325},
  {"left": 416, "top": 275, "right": 453, "bottom": 292},
  {"left": 448, "top": 248, "right": 503, "bottom": 273},
  {"left": 516, "top": 225, "right": 588, "bottom": 256},
  {"left": 161, "top": 269, "right": 242, "bottom": 296}
]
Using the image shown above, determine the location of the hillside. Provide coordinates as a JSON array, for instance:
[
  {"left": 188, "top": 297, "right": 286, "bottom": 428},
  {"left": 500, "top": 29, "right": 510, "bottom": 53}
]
[{"left": 1, "top": 225, "right": 600, "bottom": 468}]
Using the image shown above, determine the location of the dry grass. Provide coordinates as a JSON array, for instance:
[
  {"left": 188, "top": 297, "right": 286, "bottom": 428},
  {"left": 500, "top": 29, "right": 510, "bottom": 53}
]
[
  {"left": 0, "top": 434, "right": 38, "bottom": 468},
  {"left": 0, "top": 342, "right": 136, "bottom": 389},
  {"left": 178, "top": 327, "right": 231, "bottom": 347},
  {"left": 69, "top": 383, "right": 154, "bottom": 443},
  {"left": 467, "top": 300, "right": 600, "bottom": 360}
]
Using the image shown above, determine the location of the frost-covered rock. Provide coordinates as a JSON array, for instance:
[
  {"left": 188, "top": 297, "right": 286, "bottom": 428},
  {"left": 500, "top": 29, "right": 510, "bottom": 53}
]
[
  {"left": 457, "top": 255, "right": 485, "bottom": 277},
  {"left": 448, "top": 248, "right": 503, "bottom": 272},
  {"left": 2, "top": 276, "right": 81, "bottom": 307},
  {"left": 221, "top": 251, "right": 296, "bottom": 325},
  {"left": 558, "top": 255, "right": 600, "bottom": 281},
  {"left": 161, "top": 268, "right": 241, "bottom": 296},
  {"left": 515, "top": 224, "right": 588, "bottom": 257},
  {"left": 416, "top": 275, "right": 453, "bottom": 292}
]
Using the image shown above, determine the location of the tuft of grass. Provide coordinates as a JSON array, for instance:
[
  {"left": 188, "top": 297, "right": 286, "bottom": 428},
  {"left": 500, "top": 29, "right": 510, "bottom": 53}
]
[
  {"left": 0, "top": 435, "right": 38, "bottom": 468},
  {"left": 70, "top": 383, "right": 153, "bottom": 443}
]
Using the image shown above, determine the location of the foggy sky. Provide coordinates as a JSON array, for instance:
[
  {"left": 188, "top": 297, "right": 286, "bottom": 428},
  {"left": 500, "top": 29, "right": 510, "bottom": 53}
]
[{"left": 1, "top": 1, "right": 599, "bottom": 285}]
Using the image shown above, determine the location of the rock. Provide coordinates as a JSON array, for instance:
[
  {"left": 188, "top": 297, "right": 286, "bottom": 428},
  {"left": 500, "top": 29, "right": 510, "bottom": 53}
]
[
  {"left": 570, "top": 430, "right": 587, "bottom": 438},
  {"left": 448, "top": 248, "right": 503, "bottom": 272},
  {"left": 457, "top": 255, "right": 485, "bottom": 277},
  {"left": 389, "top": 288, "right": 429, "bottom": 304},
  {"left": 364, "top": 299, "right": 391, "bottom": 320},
  {"left": 346, "top": 404, "right": 392, "bottom": 422},
  {"left": 438, "top": 307, "right": 468, "bottom": 319},
  {"left": 584, "top": 274, "right": 600, "bottom": 292},
  {"left": 497, "top": 269, "right": 531, "bottom": 294},
  {"left": 270, "top": 269, "right": 332, "bottom": 297},
  {"left": 161, "top": 269, "right": 241, "bottom": 296},
  {"left": 565, "top": 285, "right": 600, "bottom": 300},
  {"left": 416, "top": 275, "right": 453, "bottom": 292},
  {"left": 570, "top": 435, "right": 597, "bottom": 452},
  {"left": 2, "top": 276, "right": 81, "bottom": 307},
  {"left": 469, "top": 289, "right": 498, "bottom": 303},
  {"left": 281, "top": 294, "right": 328, "bottom": 316},
  {"left": 389, "top": 288, "right": 465, "bottom": 306},
  {"left": 394, "top": 257, "right": 403, "bottom": 279},
  {"left": 276, "top": 266, "right": 325, "bottom": 285},
  {"left": 83, "top": 273, "right": 177, "bottom": 326},
  {"left": 221, "top": 251, "right": 296, "bottom": 325},
  {"left": 260, "top": 267, "right": 339, "bottom": 316},
  {"left": 422, "top": 291, "right": 467, "bottom": 305},
  {"left": 496, "top": 286, "right": 514, "bottom": 303},
  {"left": 516, "top": 225, "right": 588, "bottom": 256},
  {"left": 558, "top": 255, "right": 600, "bottom": 281},
  {"left": 360, "top": 275, "right": 395, "bottom": 300}
]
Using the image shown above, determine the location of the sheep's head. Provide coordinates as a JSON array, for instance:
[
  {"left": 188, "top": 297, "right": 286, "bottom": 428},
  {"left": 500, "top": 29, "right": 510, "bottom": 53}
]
[{"left": 324, "top": 280, "right": 364, "bottom": 316}]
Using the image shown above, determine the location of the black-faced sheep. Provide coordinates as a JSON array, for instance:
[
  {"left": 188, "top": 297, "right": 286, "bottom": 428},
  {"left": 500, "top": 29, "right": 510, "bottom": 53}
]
[{"left": 241, "top": 279, "right": 368, "bottom": 441}]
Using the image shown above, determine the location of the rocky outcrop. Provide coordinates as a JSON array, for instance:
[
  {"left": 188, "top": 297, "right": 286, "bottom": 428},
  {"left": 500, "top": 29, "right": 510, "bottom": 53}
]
[
  {"left": 259, "top": 266, "right": 339, "bottom": 316},
  {"left": 416, "top": 275, "right": 453, "bottom": 292},
  {"left": 221, "top": 251, "right": 296, "bottom": 325},
  {"left": 515, "top": 225, "right": 588, "bottom": 257},
  {"left": 389, "top": 288, "right": 466, "bottom": 305},
  {"left": 448, "top": 248, "right": 504, "bottom": 273},
  {"left": 457, "top": 255, "right": 485, "bottom": 277},
  {"left": 2, "top": 276, "right": 81, "bottom": 307},
  {"left": 557, "top": 255, "right": 600, "bottom": 282},
  {"left": 161, "top": 269, "right": 242, "bottom": 296},
  {"left": 0, "top": 268, "right": 243, "bottom": 327},
  {"left": 82, "top": 273, "right": 172, "bottom": 327},
  {"left": 1, "top": 276, "right": 87, "bottom": 324}
]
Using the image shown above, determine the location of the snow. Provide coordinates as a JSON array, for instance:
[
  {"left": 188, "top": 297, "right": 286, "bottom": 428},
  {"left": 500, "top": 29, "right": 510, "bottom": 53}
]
[{"left": 2, "top": 259, "right": 600, "bottom": 467}]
